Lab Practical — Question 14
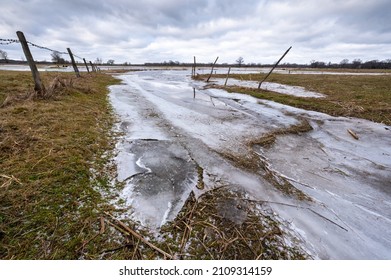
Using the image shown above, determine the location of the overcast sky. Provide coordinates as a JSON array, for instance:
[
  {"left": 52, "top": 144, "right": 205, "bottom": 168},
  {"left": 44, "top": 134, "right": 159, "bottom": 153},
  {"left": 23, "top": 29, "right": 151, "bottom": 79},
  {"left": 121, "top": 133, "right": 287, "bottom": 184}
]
[{"left": 1, "top": 0, "right": 391, "bottom": 64}]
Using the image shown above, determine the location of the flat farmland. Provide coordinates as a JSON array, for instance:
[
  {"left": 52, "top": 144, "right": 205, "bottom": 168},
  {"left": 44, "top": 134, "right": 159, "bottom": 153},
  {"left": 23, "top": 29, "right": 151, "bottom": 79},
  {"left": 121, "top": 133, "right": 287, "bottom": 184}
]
[
  {"left": 1, "top": 68, "right": 390, "bottom": 259},
  {"left": 200, "top": 70, "right": 391, "bottom": 125}
]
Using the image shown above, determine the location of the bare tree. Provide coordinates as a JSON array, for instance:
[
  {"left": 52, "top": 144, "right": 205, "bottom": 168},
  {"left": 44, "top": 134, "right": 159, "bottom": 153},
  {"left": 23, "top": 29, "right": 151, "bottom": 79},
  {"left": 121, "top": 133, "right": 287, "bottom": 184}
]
[
  {"left": 352, "top": 59, "right": 362, "bottom": 69},
  {"left": 95, "top": 57, "right": 103, "bottom": 65},
  {"left": 106, "top": 59, "right": 115, "bottom": 65},
  {"left": 310, "top": 60, "right": 326, "bottom": 68},
  {"left": 0, "top": 50, "right": 8, "bottom": 63},
  {"left": 340, "top": 59, "right": 349, "bottom": 68},
  {"left": 236, "top": 56, "right": 244, "bottom": 66},
  {"left": 51, "top": 51, "right": 65, "bottom": 64}
]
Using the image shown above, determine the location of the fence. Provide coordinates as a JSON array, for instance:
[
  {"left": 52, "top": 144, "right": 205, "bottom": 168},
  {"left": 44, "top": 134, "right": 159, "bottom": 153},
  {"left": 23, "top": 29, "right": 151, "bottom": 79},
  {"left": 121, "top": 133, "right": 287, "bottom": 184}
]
[
  {"left": 192, "top": 47, "right": 292, "bottom": 87},
  {"left": 2, "top": 32, "right": 294, "bottom": 94},
  {"left": 1, "top": 31, "right": 99, "bottom": 97}
]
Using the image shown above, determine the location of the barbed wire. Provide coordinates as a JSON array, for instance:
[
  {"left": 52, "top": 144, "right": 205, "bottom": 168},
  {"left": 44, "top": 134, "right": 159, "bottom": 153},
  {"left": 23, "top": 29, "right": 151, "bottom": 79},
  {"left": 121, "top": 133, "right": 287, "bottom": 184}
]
[
  {"left": 0, "top": 38, "right": 73, "bottom": 57},
  {"left": 1, "top": 37, "right": 88, "bottom": 61},
  {"left": 26, "top": 41, "right": 68, "bottom": 55},
  {"left": 73, "top": 53, "right": 84, "bottom": 60},
  {"left": 0, "top": 38, "right": 19, "bottom": 45}
]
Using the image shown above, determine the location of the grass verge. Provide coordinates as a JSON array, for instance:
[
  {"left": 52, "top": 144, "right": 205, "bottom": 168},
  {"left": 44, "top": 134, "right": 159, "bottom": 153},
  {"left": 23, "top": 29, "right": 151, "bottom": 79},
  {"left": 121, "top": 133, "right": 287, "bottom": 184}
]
[{"left": 0, "top": 71, "right": 121, "bottom": 259}]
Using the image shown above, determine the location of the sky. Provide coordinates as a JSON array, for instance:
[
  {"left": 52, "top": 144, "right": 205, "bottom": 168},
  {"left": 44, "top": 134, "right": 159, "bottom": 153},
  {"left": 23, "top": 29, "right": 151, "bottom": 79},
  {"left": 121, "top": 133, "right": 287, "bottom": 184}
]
[{"left": 1, "top": 0, "right": 391, "bottom": 65}]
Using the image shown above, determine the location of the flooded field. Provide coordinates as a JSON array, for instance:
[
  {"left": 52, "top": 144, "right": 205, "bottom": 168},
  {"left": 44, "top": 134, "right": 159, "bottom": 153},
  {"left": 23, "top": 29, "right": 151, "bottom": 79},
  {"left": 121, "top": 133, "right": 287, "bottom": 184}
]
[{"left": 109, "top": 69, "right": 391, "bottom": 259}]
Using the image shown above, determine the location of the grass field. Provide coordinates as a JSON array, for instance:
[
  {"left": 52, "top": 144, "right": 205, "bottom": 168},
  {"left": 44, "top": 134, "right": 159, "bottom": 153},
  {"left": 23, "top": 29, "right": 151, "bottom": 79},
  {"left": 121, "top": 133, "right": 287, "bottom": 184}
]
[
  {"left": 0, "top": 71, "right": 122, "bottom": 259},
  {"left": 201, "top": 72, "right": 391, "bottom": 125}
]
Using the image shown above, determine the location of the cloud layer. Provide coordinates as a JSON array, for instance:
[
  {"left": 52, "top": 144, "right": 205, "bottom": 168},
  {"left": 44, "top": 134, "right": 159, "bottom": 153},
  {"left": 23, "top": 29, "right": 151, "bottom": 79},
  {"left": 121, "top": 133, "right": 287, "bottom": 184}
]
[{"left": 1, "top": 0, "right": 390, "bottom": 64}]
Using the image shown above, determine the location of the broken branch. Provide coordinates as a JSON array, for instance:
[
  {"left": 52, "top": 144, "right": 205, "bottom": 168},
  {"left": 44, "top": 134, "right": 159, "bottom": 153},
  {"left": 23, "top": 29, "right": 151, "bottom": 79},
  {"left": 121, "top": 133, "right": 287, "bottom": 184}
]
[
  {"left": 104, "top": 212, "right": 173, "bottom": 259},
  {"left": 347, "top": 129, "right": 359, "bottom": 140}
]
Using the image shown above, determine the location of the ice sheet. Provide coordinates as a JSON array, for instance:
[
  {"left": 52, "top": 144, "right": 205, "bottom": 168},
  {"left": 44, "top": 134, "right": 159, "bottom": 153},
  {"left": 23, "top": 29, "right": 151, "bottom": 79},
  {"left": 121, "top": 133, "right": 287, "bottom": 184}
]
[
  {"left": 210, "top": 78, "right": 325, "bottom": 98},
  {"left": 109, "top": 69, "right": 391, "bottom": 259}
]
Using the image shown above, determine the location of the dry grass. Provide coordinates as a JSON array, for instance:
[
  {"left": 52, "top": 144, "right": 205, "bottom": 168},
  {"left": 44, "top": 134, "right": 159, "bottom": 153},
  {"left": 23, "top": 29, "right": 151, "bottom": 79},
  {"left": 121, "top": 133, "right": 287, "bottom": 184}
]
[
  {"left": 81, "top": 187, "right": 310, "bottom": 260},
  {"left": 249, "top": 118, "right": 313, "bottom": 148},
  {"left": 0, "top": 71, "right": 122, "bottom": 259},
  {"left": 160, "top": 188, "right": 308, "bottom": 259},
  {"left": 199, "top": 72, "right": 391, "bottom": 125}
]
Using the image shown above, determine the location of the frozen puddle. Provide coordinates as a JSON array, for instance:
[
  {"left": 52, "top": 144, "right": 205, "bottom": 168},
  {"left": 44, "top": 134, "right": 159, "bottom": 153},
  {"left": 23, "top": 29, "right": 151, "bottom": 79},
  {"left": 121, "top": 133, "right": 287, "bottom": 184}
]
[
  {"left": 110, "top": 79, "right": 198, "bottom": 228},
  {"left": 254, "top": 100, "right": 391, "bottom": 259},
  {"left": 109, "top": 69, "right": 391, "bottom": 259},
  {"left": 109, "top": 70, "right": 296, "bottom": 228},
  {"left": 210, "top": 78, "right": 325, "bottom": 98},
  {"left": 120, "top": 139, "right": 197, "bottom": 228}
]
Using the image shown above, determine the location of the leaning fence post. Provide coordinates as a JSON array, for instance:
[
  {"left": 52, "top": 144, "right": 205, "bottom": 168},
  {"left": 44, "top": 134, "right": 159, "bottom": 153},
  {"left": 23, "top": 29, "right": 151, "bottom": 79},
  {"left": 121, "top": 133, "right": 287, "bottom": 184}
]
[
  {"left": 206, "top": 56, "right": 219, "bottom": 82},
  {"left": 83, "top": 58, "right": 90, "bottom": 73},
  {"left": 67, "top": 48, "right": 80, "bottom": 77},
  {"left": 224, "top": 67, "right": 231, "bottom": 86},
  {"left": 16, "top": 31, "right": 45, "bottom": 95},
  {"left": 258, "top": 46, "right": 292, "bottom": 89},
  {"left": 89, "top": 61, "right": 95, "bottom": 72}
]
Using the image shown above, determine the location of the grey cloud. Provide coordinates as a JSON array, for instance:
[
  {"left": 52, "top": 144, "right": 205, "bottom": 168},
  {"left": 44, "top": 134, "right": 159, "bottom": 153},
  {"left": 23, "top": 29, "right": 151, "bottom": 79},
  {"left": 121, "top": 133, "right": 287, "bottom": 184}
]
[{"left": 1, "top": 0, "right": 390, "bottom": 64}]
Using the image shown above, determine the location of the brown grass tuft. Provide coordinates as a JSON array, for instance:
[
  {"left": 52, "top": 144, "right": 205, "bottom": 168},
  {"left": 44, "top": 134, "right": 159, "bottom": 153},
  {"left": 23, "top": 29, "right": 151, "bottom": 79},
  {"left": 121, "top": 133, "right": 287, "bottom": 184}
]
[{"left": 160, "top": 188, "right": 308, "bottom": 259}]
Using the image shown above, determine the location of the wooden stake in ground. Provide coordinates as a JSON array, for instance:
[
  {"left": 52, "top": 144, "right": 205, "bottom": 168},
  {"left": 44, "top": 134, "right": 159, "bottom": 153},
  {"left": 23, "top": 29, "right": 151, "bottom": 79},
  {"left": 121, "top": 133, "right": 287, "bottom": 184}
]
[
  {"left": 16, "top": 31, "right": 45, "bottom": 95},
  {"left": 67, "top": 48, "right": 81, "bottom": 77},
  {"left": 89, "top": 61, "right": 96, "bottom": 72},
  {"left": 258, "top": 46, "right": 292, "bottom": 89},
  {"left": 83, "top": 58, "right": 90, "bottom": 73},
  {"left": 206, "top": 56, "right": 219, "bottom": 82},
  {"left": 193, "top": 56, "right": 197, "bottom": 77},
  {"left": 224, "top": 67, "right": 231, "bottom": 86}
]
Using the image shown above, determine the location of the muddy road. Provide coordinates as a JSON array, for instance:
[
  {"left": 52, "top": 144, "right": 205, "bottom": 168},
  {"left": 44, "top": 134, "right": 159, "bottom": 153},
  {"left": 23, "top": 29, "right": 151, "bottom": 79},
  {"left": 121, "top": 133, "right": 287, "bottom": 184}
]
[{"left": 109, "top": 69, "right": 391, "bottom": 259}]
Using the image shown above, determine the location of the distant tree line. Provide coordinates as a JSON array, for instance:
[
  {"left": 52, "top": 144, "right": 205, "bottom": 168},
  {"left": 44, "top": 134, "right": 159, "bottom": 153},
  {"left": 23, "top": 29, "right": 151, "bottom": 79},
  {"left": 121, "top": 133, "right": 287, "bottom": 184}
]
[
  {"left": 309, "top": 59, "right": 391, "bottom": 69},
  {"left": 144, "top": 57, "right": 391, "bottom": 69},
  {"left": 2, "top": 48, "right": 391, "bottom": 69}
]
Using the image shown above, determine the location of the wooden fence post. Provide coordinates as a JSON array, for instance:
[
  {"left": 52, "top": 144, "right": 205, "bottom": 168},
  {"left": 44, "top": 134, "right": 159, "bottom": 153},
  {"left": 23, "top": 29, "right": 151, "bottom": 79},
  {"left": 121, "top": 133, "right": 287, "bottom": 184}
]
[
  {"left": 16, "top": 31, "right": 45, "bottom": 95},
  {"left": 224, "top": 67, "right": 231, "bottom": 86},
  {"left": 89, "top": 61, "right": 95, "bottom": 72},
  {"left": 258, "top": 46, "right": 292, "bottom": 89},
  {"left": 193, "top": 56, "right": 197, "bottom": 77},
  {"left": 67, "top": 48, "right": 80, "bottom": 77},
  {"left": 83, "top": 58, "right": 90, "bottom": 73},
  {"left": 206, "top": 56, "right": 219, "bottom": 82}
]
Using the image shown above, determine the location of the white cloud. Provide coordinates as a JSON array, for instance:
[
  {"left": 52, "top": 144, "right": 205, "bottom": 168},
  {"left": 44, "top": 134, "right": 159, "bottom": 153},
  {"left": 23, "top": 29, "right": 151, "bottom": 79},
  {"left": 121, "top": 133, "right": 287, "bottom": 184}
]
[{"left": 1, "top": 0, "right": 390, "bottom": 64}]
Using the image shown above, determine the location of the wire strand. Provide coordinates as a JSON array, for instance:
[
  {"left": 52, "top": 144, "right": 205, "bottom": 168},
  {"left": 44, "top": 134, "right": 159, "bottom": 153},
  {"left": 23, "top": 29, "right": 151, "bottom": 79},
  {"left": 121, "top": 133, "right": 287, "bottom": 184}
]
[
  {"left": 1, "top": 37, "right": 87, "bottom": 61},
  {"left": 26, "top": 41, "right": 68, "bottom": 55},
  {"left": 0, "top": 38, "right": 19, "bottom": 45}
]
